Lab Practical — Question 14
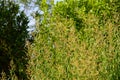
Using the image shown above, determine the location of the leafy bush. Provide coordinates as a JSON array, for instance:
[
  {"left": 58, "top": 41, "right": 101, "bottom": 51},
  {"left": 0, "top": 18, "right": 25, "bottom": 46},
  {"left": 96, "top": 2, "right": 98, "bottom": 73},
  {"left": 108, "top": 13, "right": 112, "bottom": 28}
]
[
  {"left": 0, "top": 0, "right": 29, "bottom": 79},
  {"left": 28, "top": 0, "right": 120, "bottom": 80}
]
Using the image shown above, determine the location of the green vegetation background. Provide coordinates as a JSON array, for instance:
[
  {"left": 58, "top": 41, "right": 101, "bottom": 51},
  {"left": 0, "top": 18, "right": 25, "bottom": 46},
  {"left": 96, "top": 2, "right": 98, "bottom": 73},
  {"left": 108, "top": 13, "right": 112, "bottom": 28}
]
[{"left": 0, "top": 0, "right": 120, "bottom": 80}]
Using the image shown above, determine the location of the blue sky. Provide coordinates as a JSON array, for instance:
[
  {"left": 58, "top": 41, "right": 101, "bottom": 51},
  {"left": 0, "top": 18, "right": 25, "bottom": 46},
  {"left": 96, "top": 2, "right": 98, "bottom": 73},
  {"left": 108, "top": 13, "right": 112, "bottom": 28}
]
[
  {"left": 20, "top": 0, "right": 63, "bottom": 26},
  {"left": 19, "top": 0, "right": 63, "bottom": 32}
]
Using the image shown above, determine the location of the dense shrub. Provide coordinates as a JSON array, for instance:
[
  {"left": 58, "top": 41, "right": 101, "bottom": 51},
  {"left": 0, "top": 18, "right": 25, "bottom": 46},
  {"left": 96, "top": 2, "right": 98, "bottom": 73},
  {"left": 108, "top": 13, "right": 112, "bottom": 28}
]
[
  {"left": 0, "top": 0, "right": 29, "bottom": 79},
  {"left": 28, "top": 0, "right": 120, "bottom": 80}
]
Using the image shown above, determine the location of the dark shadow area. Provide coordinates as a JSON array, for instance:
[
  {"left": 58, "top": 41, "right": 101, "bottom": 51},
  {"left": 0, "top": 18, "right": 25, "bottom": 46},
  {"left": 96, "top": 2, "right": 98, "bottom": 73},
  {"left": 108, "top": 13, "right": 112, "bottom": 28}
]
[
  {"left": 54, "top": 1, "right": 85, "bottom": 31},
  {"left": 0, "top": 0, "right": 29, "bottom": 79}
]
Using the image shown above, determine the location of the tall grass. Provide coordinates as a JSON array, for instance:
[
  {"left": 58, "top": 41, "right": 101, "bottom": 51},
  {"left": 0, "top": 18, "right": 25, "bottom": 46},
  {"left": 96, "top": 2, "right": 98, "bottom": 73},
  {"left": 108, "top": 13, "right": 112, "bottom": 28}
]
[
  {"left": 27, "top": 0, "right": 120, "bottom": 80},
  {"left": 27, "top": 12, "right": 120, "bottom": 79}
]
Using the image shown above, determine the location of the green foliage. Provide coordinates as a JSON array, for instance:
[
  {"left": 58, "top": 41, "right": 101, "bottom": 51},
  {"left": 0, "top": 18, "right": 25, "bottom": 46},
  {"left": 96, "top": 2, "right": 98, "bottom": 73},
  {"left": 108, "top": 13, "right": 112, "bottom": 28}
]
[
  {"left": 28, "top": 0, "right": 120, "bottom": 80},
  {"left": 0, "top": 0, "right": 29, "bottom": 79},
  {"left": 54, "top": 0, "right": 84, "bottom": 31}
]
